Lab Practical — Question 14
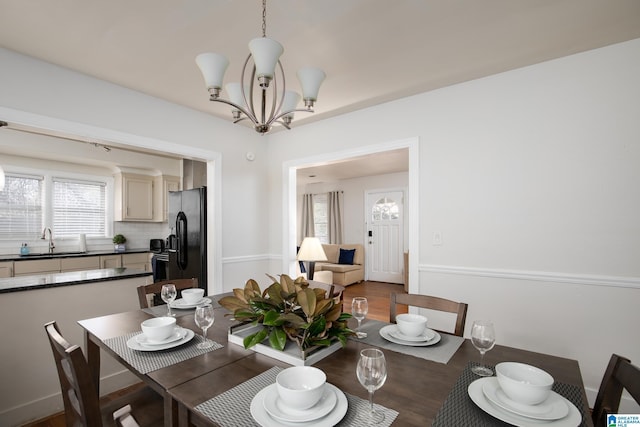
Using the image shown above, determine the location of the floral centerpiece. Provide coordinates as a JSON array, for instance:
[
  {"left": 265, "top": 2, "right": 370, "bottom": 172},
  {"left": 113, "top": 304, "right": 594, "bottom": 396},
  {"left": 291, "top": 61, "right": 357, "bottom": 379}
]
[{"left": 219, "top": 274, "right": 353, "bottom": 352}]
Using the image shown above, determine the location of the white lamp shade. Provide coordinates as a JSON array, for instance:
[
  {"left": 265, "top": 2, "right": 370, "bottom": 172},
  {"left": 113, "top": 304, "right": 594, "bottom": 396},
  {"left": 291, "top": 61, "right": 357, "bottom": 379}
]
[
  {"left": 249, "top": 37, "right": 283, "bottom": 79},
  {"left": 225, "top": 83, "right": 249, "bottom": 109},
  {"left": 281, "top": 91, "right": 301, "bottom": 117},
  {"left": 297, "top": 67, "right": 326, "bottom": 101},
  {"left": 196, "top": 53, "right": 229, "bottom": 90},
  {"left": 0, "top": 165, "right": 4, "bottom": 191},
  {"left": 297, "top": 237, "right": 327, "bottom": 262}
]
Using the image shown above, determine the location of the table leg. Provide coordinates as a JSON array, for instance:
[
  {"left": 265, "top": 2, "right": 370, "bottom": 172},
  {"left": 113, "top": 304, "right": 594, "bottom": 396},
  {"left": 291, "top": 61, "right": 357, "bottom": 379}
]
[
  {"left": 84, "top": 330, "right": 101, "bottom": 395},
  {"left": 164, "top": 394, "right": 179, "bottom": 427}
]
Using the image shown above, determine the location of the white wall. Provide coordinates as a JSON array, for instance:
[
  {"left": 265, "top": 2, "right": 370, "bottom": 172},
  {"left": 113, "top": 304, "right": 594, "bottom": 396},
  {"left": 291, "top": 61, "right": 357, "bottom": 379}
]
[
  {"left": 0, "top": 47, "right": 271, "bottom": 294},
  {"left": 268, "top": 38, "right": 640, "bottom": 410}
]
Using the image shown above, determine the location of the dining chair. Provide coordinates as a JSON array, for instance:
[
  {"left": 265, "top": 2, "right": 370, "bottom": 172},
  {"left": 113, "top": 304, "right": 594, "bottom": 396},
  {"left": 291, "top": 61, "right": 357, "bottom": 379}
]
[
  {"left": 137, "top": 277, "right": 199, "bottom": 309},
  {"left": 592, "top": 354, "right": 640, "bottom": 426},
  {"left": 389, "top": 292, "right": 468, "bottom": 337},
  {"left": 44, "top": 321, "right": 163, "bottom": 427}
]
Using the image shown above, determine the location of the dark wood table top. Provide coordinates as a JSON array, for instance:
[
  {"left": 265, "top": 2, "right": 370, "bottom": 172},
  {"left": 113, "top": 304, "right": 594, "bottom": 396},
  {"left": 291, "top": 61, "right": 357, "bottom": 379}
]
[{"left": 79, "top": 302, "right": 592, "bottom": 427}]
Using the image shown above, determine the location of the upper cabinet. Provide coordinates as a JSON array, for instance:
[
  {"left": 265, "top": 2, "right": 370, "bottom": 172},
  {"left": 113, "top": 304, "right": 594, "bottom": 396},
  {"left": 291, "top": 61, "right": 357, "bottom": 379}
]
[
  {"left": 114, "top": 172, "right": 181, "bottom": 222},
  {"left": 154, "top": 175, "right": 180, "bottom": 222},
  {"left": 114, "top": 173, "right": 155, "bottom": 221}
]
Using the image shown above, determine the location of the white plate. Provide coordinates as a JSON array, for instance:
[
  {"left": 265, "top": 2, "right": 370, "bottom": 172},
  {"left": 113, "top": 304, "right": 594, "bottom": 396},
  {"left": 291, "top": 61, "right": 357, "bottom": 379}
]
[
  {"left": 388, "top": 325, "right": 436, "bottom": 342},
  {"left": 263, "top": 383, "right": 337, "bottom": 423},
  {"left": 482, "top": 377, "right": 569, "bottom": 420},
  {"left": 379, "top": 325, "right": 441, "bottom": 346},
  {"left": 468, "top": 378, "right": 582, "bottom": 427},
  {"left": 170, "top": 297, "right": 212, "bottom": 309},
  {"left": 251, "top": 383, "right": 347, "bottom": 427},
  {"left": 135, "top": 327, "right": 186, "bottom": 346},
  {"left": 126, "top": 328, "right": 194, "bottom": 351}
]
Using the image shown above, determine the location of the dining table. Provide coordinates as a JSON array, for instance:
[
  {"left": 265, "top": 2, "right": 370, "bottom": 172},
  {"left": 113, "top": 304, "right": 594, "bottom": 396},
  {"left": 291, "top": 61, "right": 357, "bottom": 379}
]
[{"left": 78, "top": 293, "right": 593, "bottom": 427}]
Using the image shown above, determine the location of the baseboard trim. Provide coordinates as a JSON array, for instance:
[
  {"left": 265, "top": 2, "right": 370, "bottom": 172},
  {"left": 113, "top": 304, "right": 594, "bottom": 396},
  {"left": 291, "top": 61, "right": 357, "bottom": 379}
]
[{"left": 421, "top": 264, "right": 640, "bottom": 289}]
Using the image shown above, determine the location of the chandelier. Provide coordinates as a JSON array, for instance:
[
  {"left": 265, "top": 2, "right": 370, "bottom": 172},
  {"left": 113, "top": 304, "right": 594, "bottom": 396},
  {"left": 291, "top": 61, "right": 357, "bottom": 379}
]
[{"left": 195, "top": 0, "right": 326, "bottom": 134}]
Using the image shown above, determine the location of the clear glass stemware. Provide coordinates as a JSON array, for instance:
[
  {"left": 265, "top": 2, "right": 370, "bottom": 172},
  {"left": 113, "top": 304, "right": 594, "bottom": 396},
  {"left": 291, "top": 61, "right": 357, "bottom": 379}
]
[
  {"left": 352, "top": 297, "right": 369, "bottom": 338},
  {"left": 160, "top": 284, "right": 177, "bottom": 317},
  {"left": 471, "top": 320, "right": 496, "bottom": 376},
  {"left": 357, "top": 348, "right": 387, "bottom": 424},
  {"left": 194, "top": 304, "right": 215, "bottom": 349}
]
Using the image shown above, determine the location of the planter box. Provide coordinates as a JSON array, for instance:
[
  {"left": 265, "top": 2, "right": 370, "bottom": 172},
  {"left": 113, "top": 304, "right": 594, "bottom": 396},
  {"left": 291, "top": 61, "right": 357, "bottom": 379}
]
[{"left": 228, "top": 323, "right": 342, "bottom": 366}]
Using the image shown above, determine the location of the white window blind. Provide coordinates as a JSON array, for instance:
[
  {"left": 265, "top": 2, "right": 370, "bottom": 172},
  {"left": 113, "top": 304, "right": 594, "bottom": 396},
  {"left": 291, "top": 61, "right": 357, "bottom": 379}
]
[
  {"left": 53, "top": 178, "right": 106, "bottom": 237},
  {"left": 0, "top": 174, "right": 44, "bottom": 239}
]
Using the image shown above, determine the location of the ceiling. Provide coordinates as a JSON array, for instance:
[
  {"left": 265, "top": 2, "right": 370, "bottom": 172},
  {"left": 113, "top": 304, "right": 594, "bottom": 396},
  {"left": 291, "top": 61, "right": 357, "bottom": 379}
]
[{"left": 1, "top": 0, "right": 639, "bottom": 180}]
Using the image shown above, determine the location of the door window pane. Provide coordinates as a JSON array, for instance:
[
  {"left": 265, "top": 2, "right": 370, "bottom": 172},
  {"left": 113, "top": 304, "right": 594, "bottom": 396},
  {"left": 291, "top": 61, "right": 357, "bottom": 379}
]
[{"left": 372, "top": 197, "right": 399, "bottom": 221}]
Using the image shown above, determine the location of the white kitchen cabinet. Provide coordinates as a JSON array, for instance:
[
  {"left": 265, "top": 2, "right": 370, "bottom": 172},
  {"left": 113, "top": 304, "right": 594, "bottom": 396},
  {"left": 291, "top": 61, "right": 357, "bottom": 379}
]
[
  {"left": 100, "top": 255, "right": 122, "bottom": 269},
  {"left": 114, "top": 173, "right": 155, "bottom": 221},
  {"left": 122, "top": 253, "right": 151, "bottom": 271},
  {"left": 14, "top": 259, "right": 61, "bottom": 276},
  {"left": 60, "top": 256, "right": 101, "bottom": 272},
  {"left": 154, "top": 175, "right": 180, "bottom": 222},
  {"left": 0, "top": 262, "right": 13, "bottom": 278}
]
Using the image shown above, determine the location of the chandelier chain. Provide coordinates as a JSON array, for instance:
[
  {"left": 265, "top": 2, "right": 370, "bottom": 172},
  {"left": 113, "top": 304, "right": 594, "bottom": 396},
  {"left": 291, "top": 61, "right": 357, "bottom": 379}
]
[{"left": 262, "top": 0, "right": 267, "bottom": 37}]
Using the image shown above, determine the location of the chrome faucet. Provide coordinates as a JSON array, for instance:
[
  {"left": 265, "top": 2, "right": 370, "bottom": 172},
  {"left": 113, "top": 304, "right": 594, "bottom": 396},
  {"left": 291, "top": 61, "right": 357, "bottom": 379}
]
[{"left": 41, "top": 227, "right": 55, "bottom": 254}]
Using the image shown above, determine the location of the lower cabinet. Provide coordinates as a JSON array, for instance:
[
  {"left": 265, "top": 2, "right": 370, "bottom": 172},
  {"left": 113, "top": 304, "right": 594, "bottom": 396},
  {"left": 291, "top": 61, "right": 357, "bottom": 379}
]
[
  {"left": 0, "top": 262, "right": 13, "bottom": 278},
  {"left": 60, "top": 256, "right": 101, "bottom": 272},
  {"left": 14, "top": 259, "right": 61, "bottom": 276},
  {"left": 100, "top": 255, "right": 122, "bottom": 269},
  {"left": 122, "top": 253, "right": 151, "bottom": 271}
]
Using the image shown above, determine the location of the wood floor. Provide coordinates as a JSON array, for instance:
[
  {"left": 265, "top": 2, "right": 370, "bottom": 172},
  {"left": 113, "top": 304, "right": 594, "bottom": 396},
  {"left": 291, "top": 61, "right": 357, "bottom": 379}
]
[{"left": 24, "top": 281, "right": 405, "bottom": 427}]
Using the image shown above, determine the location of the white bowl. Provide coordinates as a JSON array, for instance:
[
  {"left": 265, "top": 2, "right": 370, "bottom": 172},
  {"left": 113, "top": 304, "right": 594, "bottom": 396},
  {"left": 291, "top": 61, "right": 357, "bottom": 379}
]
[
  {"left": 496, "top": 362, "right": 554, "bottom": 405},
  {"left": 276, "top": 366, "right": 327, "bottom": 411},
  {"left": 396, "top": 313, "right": 428, "bottom": 337},
  {"left": 182, "top": 288, "right": 205, "bottom": 304},
  {"left": 141, "top": 316, "right": 176, "bottom": 342}
]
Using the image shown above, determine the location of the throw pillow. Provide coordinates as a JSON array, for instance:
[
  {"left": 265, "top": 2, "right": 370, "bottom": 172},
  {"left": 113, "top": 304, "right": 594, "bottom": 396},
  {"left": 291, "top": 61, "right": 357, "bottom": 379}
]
[{"left": 338, "top": 248, "right": 356, "bottom": 265}]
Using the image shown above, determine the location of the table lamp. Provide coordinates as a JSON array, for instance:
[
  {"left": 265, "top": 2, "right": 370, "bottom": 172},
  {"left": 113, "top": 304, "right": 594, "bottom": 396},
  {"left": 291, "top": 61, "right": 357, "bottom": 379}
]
[{"left": 297, "top": 237, "right": 327, "bottom": 280}]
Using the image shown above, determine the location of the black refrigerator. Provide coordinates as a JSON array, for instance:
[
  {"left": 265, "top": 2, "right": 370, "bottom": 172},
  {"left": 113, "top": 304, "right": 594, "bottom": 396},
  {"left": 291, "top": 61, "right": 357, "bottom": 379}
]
[{"left": 167, "top": 187, "right": 207, "bottom": 293}]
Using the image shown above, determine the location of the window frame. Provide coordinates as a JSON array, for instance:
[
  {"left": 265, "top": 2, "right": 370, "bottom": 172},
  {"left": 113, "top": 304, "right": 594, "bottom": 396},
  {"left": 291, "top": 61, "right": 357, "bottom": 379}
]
[{"left": 0, "top": 165, "right": 114, "bottom": 246}]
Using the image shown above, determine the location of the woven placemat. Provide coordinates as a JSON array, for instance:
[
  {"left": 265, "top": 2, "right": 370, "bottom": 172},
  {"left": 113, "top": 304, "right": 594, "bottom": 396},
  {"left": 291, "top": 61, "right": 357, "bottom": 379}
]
[
  {"left": 104, "top": 330, "right": 223, "bottom": 374},
  {"left": 196, "top": 366, "right": 399, "bottom": 426},
  {"left": 348, "top": 319, "right": 465, "bottom": 364},
  {"left": 432, "top": 362, "right": 588, "bottom": 426}
]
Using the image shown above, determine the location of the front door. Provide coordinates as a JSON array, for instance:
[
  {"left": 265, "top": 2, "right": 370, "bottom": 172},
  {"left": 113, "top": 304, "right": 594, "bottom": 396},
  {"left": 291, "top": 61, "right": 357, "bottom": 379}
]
[{"left": 365, "top": 189, "right": 404, "bottom": 283}]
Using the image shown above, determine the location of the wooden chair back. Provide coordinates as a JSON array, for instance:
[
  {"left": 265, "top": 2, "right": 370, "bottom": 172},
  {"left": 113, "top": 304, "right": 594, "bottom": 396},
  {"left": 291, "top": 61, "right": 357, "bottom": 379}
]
[
  {"left": 390, "top": 293, "right": 468, "bottom": 337},
  {"left": 592, "top": 354, "right": 640, "bottom": 426},
  {"left": 137, "top": 278, "right": 199, "bottom": 309},
  {"left": 44, "top": 321, "right": 103, "bottom": 426}
]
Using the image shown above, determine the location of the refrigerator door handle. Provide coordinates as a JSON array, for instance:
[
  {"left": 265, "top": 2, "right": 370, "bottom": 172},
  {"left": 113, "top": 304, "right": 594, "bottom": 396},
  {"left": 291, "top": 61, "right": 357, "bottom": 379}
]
[{"left": 176, "top": 211, "right": 188, "bottom": 270}]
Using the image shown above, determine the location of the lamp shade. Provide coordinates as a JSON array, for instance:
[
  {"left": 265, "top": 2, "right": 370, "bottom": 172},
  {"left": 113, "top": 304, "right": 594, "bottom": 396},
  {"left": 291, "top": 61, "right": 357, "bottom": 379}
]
[
  {"left": 297, "top": 67, "right": 326, "bottom": 101},
  {"left": 281, "top": 90, "right": 301, "bottom": 118},
  {"left": 196, "top": 53, "right": 230, "bottom": 90},
  {"left": 297, "top": 237, "right": 327, "bottom": 262},
  {"left": 225, "top": 83, "right": 249, "bottom": 110},
  {"left": 248, "top": 37, "right": 283, "bottom": 80}
]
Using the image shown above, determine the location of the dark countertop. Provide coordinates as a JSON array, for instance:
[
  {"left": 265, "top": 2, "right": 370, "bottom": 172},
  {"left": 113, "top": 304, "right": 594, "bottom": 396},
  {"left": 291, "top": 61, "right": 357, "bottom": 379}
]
[
  {"left": 0, "top": 267, "right": 152, "bottom": 293},
  {"left": 0, "top": 248, "right": 150, "bottom": 262}
]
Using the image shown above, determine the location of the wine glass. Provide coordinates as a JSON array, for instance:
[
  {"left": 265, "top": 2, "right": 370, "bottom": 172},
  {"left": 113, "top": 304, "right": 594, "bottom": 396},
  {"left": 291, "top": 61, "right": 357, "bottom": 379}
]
[
  {"left": 352, "top": 297, "right": 369, "bottom": 338},
  {"left": 194, "top": 304, "right": 215, "bottom": 349},
  {"left": 160, "top": 284, "right": 177, "bottom": 317},
  {"left": 357, "top": 348, "right": 387, "bottom": 424},
  {"left": 471, "top": 320, "right": 496, "bottom": 376}
]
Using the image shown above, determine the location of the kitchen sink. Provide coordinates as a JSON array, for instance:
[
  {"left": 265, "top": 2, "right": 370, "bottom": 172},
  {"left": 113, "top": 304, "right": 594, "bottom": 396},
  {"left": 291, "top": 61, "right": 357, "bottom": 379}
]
[{"left": 19, "top": 251, "right": 87, "bottom": 258}]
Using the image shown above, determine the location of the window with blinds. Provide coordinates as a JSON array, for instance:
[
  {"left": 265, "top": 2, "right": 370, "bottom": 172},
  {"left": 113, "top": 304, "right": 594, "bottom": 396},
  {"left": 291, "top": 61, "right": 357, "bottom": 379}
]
[
  {"left": 0, "top": 174, "right": 44, "bottom": 239},
  {"left": 53, "top": 178, "right": 106, "bottom": 238}
]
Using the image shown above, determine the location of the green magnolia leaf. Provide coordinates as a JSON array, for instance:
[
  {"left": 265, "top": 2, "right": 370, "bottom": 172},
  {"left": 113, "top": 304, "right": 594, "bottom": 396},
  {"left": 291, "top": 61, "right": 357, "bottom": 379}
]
[
  {"left": 269, "top": 327, "right": 287, "bottom": 351},
  {"left": 307, "top": 316, "right": 327, "bottom": 336},
  {"left": 280, "top": 312, "right": 306, "bottom": 328},
  {"left": 262, "top": 310, "right": 284, "bottom": 326},
  {"left": 337, "top": 311, "right": 352, "bottom": 321},
  {"left": 243, "top": 327, "right": 268, "bottom": 349},
  {"left": 233, "top": 309, "right": 257, "bottom": 320},
  {"left": 297, "top": 288, "right": 317, "bottom": 318}
]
